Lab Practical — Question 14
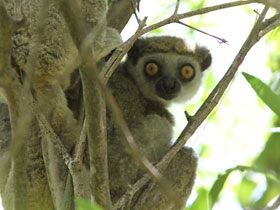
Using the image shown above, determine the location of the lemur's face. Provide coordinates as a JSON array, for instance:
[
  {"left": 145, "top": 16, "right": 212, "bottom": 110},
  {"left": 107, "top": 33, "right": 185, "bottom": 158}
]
[{"left": 129, "top": 52, "right": 205, "bottom": 104}]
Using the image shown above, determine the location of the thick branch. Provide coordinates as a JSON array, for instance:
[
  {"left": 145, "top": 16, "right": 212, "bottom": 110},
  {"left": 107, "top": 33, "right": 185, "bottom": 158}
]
[{"left": 80, "top": 47, "right": 112, "bottom": 209}]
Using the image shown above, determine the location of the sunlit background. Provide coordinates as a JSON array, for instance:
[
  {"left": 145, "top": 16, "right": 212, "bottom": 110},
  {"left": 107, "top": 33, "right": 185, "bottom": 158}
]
[{"left": 1, "top": 1, "right": 279, "bottom": 210}]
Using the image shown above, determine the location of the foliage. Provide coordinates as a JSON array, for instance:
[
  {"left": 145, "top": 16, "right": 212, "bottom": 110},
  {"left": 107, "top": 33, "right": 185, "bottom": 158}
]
[
  {"left": 242, "top": 72, "right": 280, "bottom": 117},
  {"left": 75, "top": 198, "right": 103, "bottom": 210}
]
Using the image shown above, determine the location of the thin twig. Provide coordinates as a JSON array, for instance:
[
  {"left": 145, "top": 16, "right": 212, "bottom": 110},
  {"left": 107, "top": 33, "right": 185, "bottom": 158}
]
[
  {"left": 173, "top": 0, "right": 181, "bottom": 15},
  {"left": 177, "top": 20, "right": 228, "bottom": 44},
  {"left": 130, "top": 0, "right": 140, "bottom": 23},
  {"left": 258, "top": 14, "right": 280, "bottom": 38}
]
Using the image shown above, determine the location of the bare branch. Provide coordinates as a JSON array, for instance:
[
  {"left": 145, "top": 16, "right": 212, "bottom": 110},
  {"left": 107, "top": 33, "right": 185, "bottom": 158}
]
[
  {"left": 141, "top": 0, "right": 262, "bottom": 35},
  {"left": 173, "top": 0, "right": 181, "bottom": 15},
  {"left": 258, "top": 13, "right": 280, "bottom": 38}
]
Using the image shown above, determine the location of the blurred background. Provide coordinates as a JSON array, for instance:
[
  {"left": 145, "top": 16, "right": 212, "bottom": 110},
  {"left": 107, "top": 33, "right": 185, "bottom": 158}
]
[{"left": 122, "top": 0, "right": 280, "bottom": 209}]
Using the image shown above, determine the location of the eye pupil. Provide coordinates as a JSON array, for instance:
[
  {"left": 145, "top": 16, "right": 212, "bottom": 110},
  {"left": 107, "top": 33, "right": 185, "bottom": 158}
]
[
  {"left": 146, "top": 63, "right": 159, "bottom": 76},
  {"left": 181, "top": 65, "right": 195, "bottom": 80}
]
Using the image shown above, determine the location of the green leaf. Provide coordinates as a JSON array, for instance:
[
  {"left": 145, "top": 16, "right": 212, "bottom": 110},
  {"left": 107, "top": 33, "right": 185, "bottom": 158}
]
[
  {"left": 237, "top": 177, "right": 257, "bottom": 207},
  {"left": 188, "top": 188, "right": 209, "bottom": 210},
  {"left": 253, "top": 182, "right": 280, "bottom": 209},
  {"left": 242, "top": 72, "right": 280, "bottom": 117},
  {"left": 75, "top": 198, "right": 103, "bottom": 210},
  {"left": 209, "top": 172, "right": 230, "bottom": 209},
  {"left": 207, "top": 165, "right": 279, "bottom": 209}
]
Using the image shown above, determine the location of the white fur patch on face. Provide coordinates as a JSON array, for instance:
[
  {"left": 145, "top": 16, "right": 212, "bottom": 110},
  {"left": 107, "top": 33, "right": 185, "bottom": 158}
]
[{"left": 127, "top": 52, "right": 204, "bottom": 105}]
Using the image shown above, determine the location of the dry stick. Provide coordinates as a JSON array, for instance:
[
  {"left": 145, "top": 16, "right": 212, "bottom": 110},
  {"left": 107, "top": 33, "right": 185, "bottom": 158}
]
[
  {"left": 114, "top": 4, "right": 273, "bottom": 209},
  {"left": 173, "top": 0, "right": 181, "bottom": 15}
]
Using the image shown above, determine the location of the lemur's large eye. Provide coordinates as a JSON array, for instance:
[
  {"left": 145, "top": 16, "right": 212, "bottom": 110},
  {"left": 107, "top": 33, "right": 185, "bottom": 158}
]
[
  {"left": 180, "top": 65, "right": 195, "bottom": 80},
  {"left": 145, "top": 62, "right": 159, "bottom": 76}
]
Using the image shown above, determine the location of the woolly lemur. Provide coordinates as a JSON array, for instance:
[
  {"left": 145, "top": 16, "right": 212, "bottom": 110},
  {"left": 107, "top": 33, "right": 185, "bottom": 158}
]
[{"left": 107, "top": 36, "right": 212, "bottom": 209}]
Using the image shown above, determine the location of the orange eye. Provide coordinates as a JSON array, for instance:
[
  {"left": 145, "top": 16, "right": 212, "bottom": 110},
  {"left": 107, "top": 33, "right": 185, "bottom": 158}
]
[
  {"left": 145, "top": 62, "right": 159, "bottom": 76},
  {"left": 181, "top": 65, "right": 195, "bottom": 80}
]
